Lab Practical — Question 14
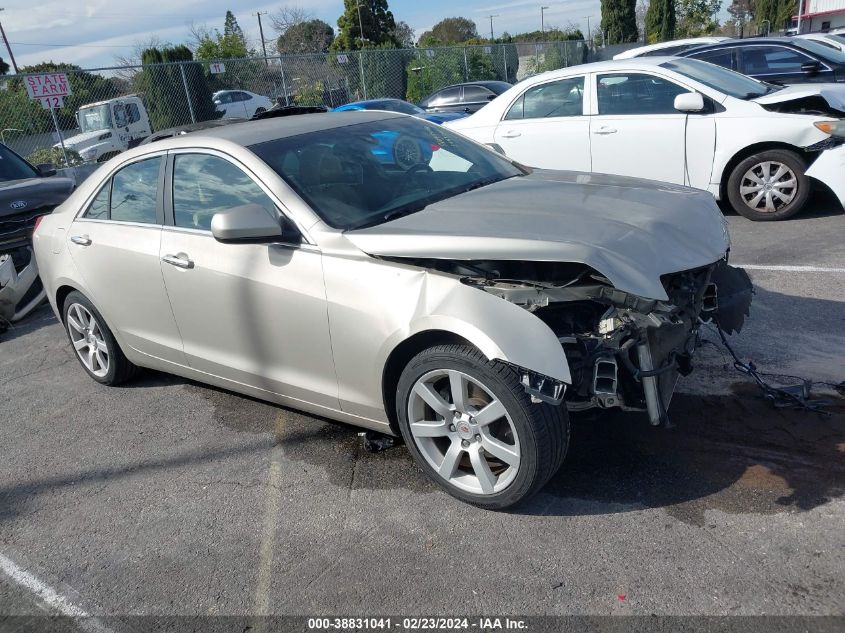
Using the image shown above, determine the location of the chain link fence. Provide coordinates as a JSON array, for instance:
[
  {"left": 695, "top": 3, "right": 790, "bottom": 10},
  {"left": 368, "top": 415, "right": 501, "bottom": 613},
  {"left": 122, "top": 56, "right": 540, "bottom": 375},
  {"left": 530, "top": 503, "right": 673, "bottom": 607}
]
[{"left": 0, "top": 40, "right": 588, "bottom": 167}]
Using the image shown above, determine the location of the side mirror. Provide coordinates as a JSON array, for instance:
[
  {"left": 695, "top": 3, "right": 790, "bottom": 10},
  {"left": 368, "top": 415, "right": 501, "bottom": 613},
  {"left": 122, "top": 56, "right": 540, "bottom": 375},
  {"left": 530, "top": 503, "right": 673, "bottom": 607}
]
[
  {"left": 213, "top": 100, "right": 222, "bottom": 105},
  {"left": 210, "top": 204, "right": 286, "bottom": 243},
  {"left": 800, "top": 61, "right": 821, "bottom": 74},
  {"left": 36, "top": 163, "right": 57, "bottom": 177},
  {"left": 674, "top": 92, "right": 705, "bottom": 113}
]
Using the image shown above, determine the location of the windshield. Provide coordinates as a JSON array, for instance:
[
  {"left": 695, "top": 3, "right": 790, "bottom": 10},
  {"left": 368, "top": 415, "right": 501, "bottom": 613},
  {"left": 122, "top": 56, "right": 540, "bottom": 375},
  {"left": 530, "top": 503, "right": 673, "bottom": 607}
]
[
  {"left": 250, "top": 117, "right": 524, "bottom": 230},
  {"left": 660, "top": 58, "right": 774, "bottom": 99},
  {"left": 0, "top": 143, "right": 39, "bottom": 181},
  {"left": 793, "top": 38, "right": 845, "bottom": 63},
  {"left": 78, "top": 104, "right": 113, "bottom": 133}
]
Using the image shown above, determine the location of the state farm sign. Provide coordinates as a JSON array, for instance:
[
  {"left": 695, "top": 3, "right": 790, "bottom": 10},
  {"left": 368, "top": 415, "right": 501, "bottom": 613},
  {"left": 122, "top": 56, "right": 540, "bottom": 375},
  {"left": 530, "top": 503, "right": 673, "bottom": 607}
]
[{"left": 24, "top": 73, "right": 72, "bottom": 109}]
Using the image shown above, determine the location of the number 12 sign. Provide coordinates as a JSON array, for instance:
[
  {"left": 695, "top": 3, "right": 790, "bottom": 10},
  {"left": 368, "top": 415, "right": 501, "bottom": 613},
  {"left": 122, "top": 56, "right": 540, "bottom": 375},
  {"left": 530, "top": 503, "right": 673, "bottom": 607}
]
[{"left": 24, "top": 73, "right": 72, "bottom": 110}]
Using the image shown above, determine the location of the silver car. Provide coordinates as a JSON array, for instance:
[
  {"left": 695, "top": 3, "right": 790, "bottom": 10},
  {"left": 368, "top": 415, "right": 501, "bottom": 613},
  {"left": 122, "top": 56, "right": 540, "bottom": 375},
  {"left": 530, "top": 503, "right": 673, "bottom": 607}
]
[{"left": 33, "top": 112, "right": 751, "bottom": 509}]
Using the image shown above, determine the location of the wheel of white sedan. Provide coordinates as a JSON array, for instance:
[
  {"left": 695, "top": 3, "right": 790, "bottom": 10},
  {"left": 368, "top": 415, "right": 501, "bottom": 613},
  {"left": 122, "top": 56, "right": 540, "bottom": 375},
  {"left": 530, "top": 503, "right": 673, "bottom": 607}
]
[
  {"left": 396, "top": 344, "right": 568, "bottom": 510},
  {"left": 726, "top": 149, "right": 810, "bottom": 221},
  {"left": 63, "top": 291, "right": 138, "bottom": 385}
]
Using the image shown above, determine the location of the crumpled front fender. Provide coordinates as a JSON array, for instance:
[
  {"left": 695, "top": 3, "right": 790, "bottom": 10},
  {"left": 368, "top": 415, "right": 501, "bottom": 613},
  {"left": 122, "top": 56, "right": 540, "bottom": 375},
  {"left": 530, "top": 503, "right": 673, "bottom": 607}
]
[{"left": 807, "top": 144, "right": 845, "bottom": 210}]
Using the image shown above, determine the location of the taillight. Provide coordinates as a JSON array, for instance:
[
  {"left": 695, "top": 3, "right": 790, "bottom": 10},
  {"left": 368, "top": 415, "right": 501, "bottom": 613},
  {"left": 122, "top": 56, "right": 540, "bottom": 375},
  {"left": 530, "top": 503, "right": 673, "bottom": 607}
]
[{"left": 33, "top": 214, "right": 45, "bottom": 234}]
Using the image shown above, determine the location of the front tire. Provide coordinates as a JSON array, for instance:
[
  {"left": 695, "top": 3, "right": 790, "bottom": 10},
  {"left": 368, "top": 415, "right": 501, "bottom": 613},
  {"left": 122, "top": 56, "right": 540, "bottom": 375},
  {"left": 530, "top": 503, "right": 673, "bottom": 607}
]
[
  {"left": 396, "top": 344, "right": 568, "bottom": 510},
  {"left": 63, "top": 291, "right": 138, "bottom": 385},
  {"left": 726, "top": 149, "right": 810, "bottom": 221}
]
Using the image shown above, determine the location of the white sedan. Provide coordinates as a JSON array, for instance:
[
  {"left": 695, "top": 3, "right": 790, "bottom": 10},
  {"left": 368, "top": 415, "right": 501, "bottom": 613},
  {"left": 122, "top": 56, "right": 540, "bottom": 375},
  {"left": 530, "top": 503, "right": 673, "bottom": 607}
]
[
  {"left": 212, "top": 90, "right": 274, "bottom": 119},
  {"left": 613, "top": 37, "right": 730, "bottom": 59},
  {"left": 796, "top": 32, "right": 845, "bottom": 53},
  {"left": 446, "top": 57, "right": 845, "bottom": 220}
]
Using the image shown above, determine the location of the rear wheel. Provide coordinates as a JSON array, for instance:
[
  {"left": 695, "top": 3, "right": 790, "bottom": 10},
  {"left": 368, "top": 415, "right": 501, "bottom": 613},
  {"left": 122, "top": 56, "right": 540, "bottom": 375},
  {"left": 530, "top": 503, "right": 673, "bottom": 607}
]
[
  {"left": 63, "top": 291, "right": 138, "bottom": 385},
  {"left": 396, "top": 344, "right": 568, "bottom": 509},
  {"left": 726, "top": 149, "right": 810, "bottom": 221}
]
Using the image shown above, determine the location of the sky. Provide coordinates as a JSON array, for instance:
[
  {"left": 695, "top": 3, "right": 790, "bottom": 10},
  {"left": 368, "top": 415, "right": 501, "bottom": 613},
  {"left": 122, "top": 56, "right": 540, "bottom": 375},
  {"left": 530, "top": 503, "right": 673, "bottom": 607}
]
[{"left": 0, "top": 0, "right": 604, "bottom": 71}]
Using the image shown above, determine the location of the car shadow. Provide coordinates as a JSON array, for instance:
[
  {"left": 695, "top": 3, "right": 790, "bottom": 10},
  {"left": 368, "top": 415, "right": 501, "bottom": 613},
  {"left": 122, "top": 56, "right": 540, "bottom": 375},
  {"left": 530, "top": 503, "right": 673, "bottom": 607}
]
[{"left": 0, "top": 304, "right": 58, "bottom": 344}]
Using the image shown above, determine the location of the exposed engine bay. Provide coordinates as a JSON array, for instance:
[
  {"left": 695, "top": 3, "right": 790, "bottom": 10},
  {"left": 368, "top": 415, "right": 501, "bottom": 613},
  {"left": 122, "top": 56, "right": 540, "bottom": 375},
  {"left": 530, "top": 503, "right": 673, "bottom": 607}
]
[{"left": 396, "top": 257, "right": 753, "bottom": 426}]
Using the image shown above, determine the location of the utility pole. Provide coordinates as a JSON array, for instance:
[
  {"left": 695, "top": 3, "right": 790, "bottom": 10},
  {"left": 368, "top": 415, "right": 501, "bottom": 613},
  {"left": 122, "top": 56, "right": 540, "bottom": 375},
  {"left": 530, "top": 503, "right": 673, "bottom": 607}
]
[
  {"left": 541, "top": 6, "right": 550, "bottom": 33},
  {"left": 488, "top": 14, "right": 498, "bottom": 40},
  {"left": 584, "top": 15, "right": 591, "bottom": 46},
  {"left": 255, "top": 11, "right": 269, "bottom": 66},
  {"left": 356, "top": 0, "right": 366, "bottom": 46},
  {"left": 0, "top": 8, "right": 19, "bottom": 73},
  {"left": 796, "top": 0, "right": 804, "bottom": 34}
]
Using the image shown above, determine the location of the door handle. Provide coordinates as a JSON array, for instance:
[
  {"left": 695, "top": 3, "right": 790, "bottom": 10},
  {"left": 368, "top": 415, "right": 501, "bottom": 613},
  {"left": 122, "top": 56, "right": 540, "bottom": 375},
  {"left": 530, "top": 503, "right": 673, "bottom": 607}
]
[
  {"left": 592, "top": 127, "right": 618, "bottom": 135},
  {"left": 161, "top": 253, "right": 194, "bottom": 269},
  {"left": 499, "top": 130, "right": 521, "bottom": 138},
  {"left": 70, "top": 235, "right": 92, "bottom": 246}
]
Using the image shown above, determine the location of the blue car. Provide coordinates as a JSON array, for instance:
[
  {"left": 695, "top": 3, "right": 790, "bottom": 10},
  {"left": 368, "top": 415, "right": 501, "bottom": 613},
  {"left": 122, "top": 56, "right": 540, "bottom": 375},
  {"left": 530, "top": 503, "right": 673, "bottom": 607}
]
[
  {"left": 332, "top": 99, "right": 467, "bottom": 169},
  {"left": 333, "top": 98, "right": 468, "bottom": 125}
]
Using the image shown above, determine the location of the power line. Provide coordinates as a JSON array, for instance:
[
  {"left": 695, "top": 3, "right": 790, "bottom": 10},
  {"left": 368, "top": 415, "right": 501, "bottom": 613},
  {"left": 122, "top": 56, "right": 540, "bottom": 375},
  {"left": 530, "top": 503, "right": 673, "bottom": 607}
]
[{"left": 9, "top": 41, "right": 136, "bottom": 48}]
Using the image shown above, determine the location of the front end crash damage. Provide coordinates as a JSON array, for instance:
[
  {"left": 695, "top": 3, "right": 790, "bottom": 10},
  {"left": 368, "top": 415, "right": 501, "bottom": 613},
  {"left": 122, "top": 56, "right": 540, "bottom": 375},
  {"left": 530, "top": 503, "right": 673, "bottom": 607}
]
[{"left": 408, "top": 258, "right": 753, "bottom": 426}]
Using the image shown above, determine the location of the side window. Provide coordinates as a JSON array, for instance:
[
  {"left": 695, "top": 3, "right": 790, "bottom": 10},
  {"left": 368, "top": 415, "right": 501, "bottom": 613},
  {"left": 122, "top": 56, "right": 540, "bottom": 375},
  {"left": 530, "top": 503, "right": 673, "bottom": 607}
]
[
  {"left": 126, "top": 103, "right": 141, "bottom": 124},
  {"left": 84, "top": 182, "right": 110, "bottom": 219},
  {"left": 506, "top": 76, "right": 584, "bottom": 119},
  {"left": 110, "top": 157, "right": 161, "bottom": 224},
  {"left": 234, "top": 92, "right": 250, "bottom": 102},
  {"left": 429, "top": 87, "right": 461, "bottom": 106},
  {"left": 113, "top": 105, "right": 127, "bottom": 128},
  {"left": 462, "top": 85, "right": 493, "bottom": 102},
  {"left": 742, "top": 46, "right": 813, "bottom": 74},
  {"left": 689, "top": 48, "right": 737, "bottom": 71},
  {"left": 172, "top": 154, "right": 277, "bottom": 231},
  {"left": 597, "top": 73, "right": 690, "bottom": 115},
  {"left": 217, "top": 92, "right": 232, "bottom": 104}
]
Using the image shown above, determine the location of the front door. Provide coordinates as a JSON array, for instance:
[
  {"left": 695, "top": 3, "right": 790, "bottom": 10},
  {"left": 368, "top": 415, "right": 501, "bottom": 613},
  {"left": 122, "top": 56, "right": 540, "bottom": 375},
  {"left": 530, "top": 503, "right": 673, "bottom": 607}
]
[
  {"left": 66, "top": 154, "right": 186, "bottom": 364},
  {"left": 739, "top": 45, "right": 835, "bottom": 84},
  {"left": 493, "top": 74, "right": 591, "bottom": 172},
  {"left": 589, "top": 72, "right": 691, "bottom": 185},
  {"left": 158, "top": 151, "right": 338, "bottom": 409}
]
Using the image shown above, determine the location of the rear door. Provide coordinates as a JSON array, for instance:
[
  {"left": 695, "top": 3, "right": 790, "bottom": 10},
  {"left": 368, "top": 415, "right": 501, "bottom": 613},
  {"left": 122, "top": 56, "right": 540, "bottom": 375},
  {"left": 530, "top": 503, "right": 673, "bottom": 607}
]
[
  {"left": 424, "top": 87, "right": 463, "bottom": 113},
  {"left": 461, "top": 84, "right": 496, "bottom": 113},
  {"left": 493, "top": 74, "right": 590, "bottom": 171},
  {"left": 66, "top": 154, "right": 186, "bottom": 364}
]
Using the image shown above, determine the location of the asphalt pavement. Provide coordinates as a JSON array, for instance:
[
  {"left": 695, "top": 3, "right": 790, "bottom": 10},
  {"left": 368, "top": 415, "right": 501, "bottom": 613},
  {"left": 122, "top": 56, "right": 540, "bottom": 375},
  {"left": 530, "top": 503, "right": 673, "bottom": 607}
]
[{"left": 0, "top": 199, "right": 842, "bottom": 628}]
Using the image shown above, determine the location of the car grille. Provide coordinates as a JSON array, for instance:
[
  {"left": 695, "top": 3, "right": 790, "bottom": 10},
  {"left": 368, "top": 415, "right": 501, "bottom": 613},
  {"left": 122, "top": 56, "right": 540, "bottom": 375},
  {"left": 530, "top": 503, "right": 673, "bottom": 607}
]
[{"left": 0, "top": 206, "right": 55, "bottom": 252}]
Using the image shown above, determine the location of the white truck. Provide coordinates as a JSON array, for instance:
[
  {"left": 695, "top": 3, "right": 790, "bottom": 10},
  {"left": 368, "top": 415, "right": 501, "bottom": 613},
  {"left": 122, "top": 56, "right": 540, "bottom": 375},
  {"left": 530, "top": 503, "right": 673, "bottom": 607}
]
[{"left": 56, "top": 95, "right": 152, "bottom": 163}]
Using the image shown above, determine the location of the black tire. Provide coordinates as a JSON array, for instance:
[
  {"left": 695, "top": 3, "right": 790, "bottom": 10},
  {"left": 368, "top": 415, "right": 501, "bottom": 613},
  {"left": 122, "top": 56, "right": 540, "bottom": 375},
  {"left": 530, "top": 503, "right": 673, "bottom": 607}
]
[
  {"left": 62, "top": 291, "right": 138, "bottom": 385},
  {"left": 396, "top": 344, "right": 569, "bottom": 510},
  {"left": 254, "top": 107, "right": 266, "bottom": 115},
  {"left": 726, "top": 149, "right": 810, "bottom": 221}
]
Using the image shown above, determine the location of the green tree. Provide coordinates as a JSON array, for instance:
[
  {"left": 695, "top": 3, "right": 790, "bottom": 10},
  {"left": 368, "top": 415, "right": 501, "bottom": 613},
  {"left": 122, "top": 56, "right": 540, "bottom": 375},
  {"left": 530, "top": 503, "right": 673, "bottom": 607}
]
[
  {"left": 294, "top": 81, "right": 325, "bottom": 105},
  {"left": 276, "top": 19, "right": 334, "bottom": 54},
  {"left": 139, "top": 45, "right": 221, "bottom": 130},
  {"left": 646, "top": 0, "right": 676, "bottom": 42},
  {"left": 418, "top": 17, "right": 479, "bottom": 45},
  {"left": 754, "top": 0, "right": 793, "bottom": 33},
  {"left": 194, "top": 10, "right": 251, "bottom": 59},
  {"left": 675, "top": 0, "right": 721, "bottom": 37},
  {"left": 391, "top": 21, "right": 415, "bottom": 48},
  {"left": 332, "top": 0, "right": 397, "bottom": 50},
  {"left": 601, "top": 0, "right": 640, "bottom": 43}
]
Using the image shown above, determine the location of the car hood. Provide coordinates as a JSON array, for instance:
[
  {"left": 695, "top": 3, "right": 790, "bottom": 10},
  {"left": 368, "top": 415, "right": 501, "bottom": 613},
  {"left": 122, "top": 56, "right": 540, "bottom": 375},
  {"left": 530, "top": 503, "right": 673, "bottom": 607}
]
[
  {"left": 58, "top": 129, "right": 110, "bottom": 150},
  {"left": 345, "top": 170, "right": 730, "bottom": 301},
  {"left": 752, "top": 83, "right": 845, "bottom": 111}
]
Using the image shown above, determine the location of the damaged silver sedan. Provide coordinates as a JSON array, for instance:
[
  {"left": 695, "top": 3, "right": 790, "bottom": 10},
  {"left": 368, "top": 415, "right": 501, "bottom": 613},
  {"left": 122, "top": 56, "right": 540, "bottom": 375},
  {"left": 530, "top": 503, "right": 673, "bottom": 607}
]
[{"left": 33, "top": 112, "right": 752, "bottom": 509}]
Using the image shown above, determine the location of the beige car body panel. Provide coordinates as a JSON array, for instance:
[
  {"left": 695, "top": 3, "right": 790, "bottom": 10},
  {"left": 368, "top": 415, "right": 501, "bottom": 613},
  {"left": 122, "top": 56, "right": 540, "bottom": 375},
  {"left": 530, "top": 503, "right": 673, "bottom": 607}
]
[{"left": 33, "top": 127, "right": 573, "bottom": 434}]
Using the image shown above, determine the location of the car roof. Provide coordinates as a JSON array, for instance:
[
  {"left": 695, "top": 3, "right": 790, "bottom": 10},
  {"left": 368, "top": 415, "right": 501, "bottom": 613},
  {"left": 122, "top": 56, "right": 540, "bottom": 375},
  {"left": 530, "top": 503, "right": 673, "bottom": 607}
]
[
  {"left": 439, "top": 80, "right": 512, "bottom": 90},
  {"left": 684, "top": 37, "right": 806, "bottom": 51},
  {"left": 153, "top": 110, "right": 403, "bottom": 148}
]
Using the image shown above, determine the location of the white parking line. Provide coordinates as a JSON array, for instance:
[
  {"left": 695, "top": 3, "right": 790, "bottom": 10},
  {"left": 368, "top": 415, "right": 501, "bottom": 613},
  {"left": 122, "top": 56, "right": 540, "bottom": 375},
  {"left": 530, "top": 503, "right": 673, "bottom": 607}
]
[
  {"left": 0, "top": 551, "right": 114, "bottom": 633},
  {"left": 734, "top": 264, "right": 845, "bottom": 273}
]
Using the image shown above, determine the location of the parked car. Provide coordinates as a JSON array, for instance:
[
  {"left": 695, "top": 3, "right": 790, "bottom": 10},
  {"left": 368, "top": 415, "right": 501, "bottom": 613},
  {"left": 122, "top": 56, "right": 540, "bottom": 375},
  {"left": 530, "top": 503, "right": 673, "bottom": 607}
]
[
  {"left": 678, "top": 37, "right": 845, "bottom": 85},
  {"left": 419, "top": 81, "right": 512, "bottom": 114},
  {"left": 33, "top": 112, "right": 751, "bottom": 508},
  {"left": 57, "top": 95, "right": 152, "bottom": 163},
  {"left": 213, "top": 90, "right": 274, "bottom": 119},
  {"left": 795, "top": 32, "right": 845, "bottom": 54},
  {"left": 334, "top": 98, "right": 468, "bottom": 124},
  {"left": 614, "top": 37, "right": 730, "bottom": 59},
  {"left": 446, "top": 57, "right": 845, "bottom": 220},
  {"left": 0, "top": 143, "right": 74, "bottom": 328}
]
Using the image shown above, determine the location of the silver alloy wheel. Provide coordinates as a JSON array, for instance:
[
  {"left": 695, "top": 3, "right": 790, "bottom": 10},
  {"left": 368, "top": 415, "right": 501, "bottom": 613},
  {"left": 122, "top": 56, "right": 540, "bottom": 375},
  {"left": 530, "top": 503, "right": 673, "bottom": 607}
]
[
  {"left": 66, "top": 303, "right": 109, "bottom": 378},
  {"left": 407, "top": 369, "right": 520, "bottom": 495},
  {"left": 739, "top": 160, "right": 798, "bottom": 213}
]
